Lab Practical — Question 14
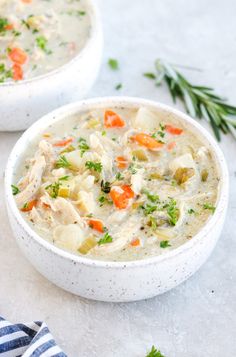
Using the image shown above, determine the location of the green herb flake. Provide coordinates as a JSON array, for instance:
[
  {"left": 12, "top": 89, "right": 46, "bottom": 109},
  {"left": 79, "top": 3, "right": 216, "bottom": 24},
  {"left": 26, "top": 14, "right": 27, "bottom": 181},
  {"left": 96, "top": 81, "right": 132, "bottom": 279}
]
[
  {"left": 11, "top": 184, "right": 20, "bottom": 196},
  {"left": 0, "top": 18, "right": 8, "bottom": 33},
  {"left": 160, "top": 240, "right": 171, "bottom": 249},
  {"left": 36, "top": 36, "right": 52, "bottom": 55},
  {"left": 188, "top": 208, "right": 195, "bottom": 214},
  {"left": 146, "top": 345, "right": 165, "bottom": 357},
  {"left": 166, "top": 199, "right": 179, "bottom": 226},
  {"left": 55, "top": 155, "right": 71, "bottom": 169},
  {"left": 108, "top": 58, "right": 119, "bottom": 70},
  {"left": 142, "top": 203, "right": 157, "bottom": 216},
  {"left": 98, "top": 232, "right": 113, "bottom": 245},
  {"left": 115, "top": 83, "right": 122, "bottom": 90},
  {"left": 143, "top": 189, "right": 160, "bottom": 203},
  {"left": 115, "top": 172, "right": 124, "bottom": 181},
  {"left": 143, "top": 73, "right": 156, "bottom": 80},
  {"left": 203, "top": 203, "right": 216, "bottom": 213},
  {"left": 78, "top": 137, "right": 90, "bottom": 157},
  {"left": 85, "top": 161, "right": 103, "bottom": 173}
]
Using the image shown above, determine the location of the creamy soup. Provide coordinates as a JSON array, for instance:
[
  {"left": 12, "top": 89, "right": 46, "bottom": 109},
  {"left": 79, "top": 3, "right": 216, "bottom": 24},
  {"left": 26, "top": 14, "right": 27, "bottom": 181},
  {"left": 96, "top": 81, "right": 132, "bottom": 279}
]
[
  {"left": 12, "top": 106, "right": 219, "bottom": 261},
  {"left": 0, "top": 0, "right": 90, "bottom": 82}
]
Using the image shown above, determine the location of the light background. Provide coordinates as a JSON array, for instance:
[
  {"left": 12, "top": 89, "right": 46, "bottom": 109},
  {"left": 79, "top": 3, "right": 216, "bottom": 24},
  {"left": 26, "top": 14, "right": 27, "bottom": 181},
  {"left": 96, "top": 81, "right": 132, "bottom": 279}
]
[{"left": 0, "top": 0, "right": 236, "bottom": 356}]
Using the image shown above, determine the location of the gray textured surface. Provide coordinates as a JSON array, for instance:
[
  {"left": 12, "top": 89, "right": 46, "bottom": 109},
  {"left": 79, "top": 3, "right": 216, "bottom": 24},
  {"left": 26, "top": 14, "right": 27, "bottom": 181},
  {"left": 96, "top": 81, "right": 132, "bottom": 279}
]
[{"left": 0, "top": 0, "right": 236, "bottom": 356}]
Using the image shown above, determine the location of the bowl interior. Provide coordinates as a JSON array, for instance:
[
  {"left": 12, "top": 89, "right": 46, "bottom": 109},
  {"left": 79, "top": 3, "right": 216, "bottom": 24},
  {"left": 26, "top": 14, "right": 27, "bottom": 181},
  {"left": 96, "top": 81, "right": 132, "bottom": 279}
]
[{"left": 5, "top": 97, "right": 229, "bottom": 267}]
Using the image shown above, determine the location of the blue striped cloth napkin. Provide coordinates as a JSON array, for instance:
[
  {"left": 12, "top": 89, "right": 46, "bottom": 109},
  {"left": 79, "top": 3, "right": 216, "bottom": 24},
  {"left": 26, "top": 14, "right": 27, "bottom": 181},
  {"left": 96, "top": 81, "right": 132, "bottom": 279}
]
[{"left": 0, "top": 316, "right": 67, "bottom": 357}]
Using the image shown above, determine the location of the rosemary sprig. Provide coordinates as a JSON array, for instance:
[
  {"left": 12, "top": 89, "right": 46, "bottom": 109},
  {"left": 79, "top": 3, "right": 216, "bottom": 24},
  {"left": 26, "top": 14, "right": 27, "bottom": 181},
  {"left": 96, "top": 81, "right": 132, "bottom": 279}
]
[{"left": 144, "top": 59, "right": 236, "bottom": 141}]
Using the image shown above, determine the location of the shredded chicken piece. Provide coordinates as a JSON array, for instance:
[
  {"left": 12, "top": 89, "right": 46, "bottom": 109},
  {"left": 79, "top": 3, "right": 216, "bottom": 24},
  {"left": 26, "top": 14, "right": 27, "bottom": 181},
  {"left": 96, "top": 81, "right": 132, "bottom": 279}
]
[{"left": 16, "top": 155, "right": 46, "bottom": 207}]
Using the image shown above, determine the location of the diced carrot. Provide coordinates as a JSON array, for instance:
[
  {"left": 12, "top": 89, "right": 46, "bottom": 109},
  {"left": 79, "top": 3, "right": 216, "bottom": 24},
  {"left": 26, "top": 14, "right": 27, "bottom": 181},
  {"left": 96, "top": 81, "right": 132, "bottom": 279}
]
[
  {"left": 165, "top": 124, "right": 183, "bottom": 135},
  {"left": 21, "top": 0, "right": 32, "bottom": 3},
  {"left": 5, "top": 24, "right": 14, "bottom": 30},
  {"left": 12, "top": 64, "right": 23, "bottom": 81},
  {"left": 21, "top": 200, "right": 37, "bottom": 212},
  {"left": 88, "top": 219, "right": 104, "bottom": 233},
  {"left": 42, "top": 203, "right": 50, "bottom": 209},
  {"left": 104, "top": 110, "right": 125, "bottom": 128},
  {"left": 130, "top": 238, "right": 140, "bottom": 247},
  {"left": 121, "top": 185, "right": 135, "bottom": 198},
  {"left": 8, "top": 47, "right": 28, "bottom": 65},
  {"left": 53, "top": 138, "right": 73, "bottom": 147},
  {"left": 110, "top": 185, "right": 135, "bottom": 209},
  {"left": 116, "top": 156, "right": 128, "bottom": 169},
  {"left": 131, "top": 133, "right": 164, "bottom": 150},
  {"left": 167, "top": 141, "right": 176, "bottom": 151}
]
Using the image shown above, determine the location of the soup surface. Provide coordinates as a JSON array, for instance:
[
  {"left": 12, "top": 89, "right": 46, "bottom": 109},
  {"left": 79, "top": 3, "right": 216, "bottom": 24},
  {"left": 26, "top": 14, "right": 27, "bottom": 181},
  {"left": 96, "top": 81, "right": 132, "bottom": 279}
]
[
  {"left": 12, "top": 106, "right": 219, "bottom": 261},
  {"left": 0, "top": 0, "right": 90, "bottom": 82}
]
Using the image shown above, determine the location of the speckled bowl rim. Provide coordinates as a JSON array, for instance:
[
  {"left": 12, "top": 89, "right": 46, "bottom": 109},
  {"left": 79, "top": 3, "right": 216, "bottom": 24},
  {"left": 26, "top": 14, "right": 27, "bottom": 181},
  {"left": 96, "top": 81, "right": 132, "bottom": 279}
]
[
  {"left": 0, "top": 0, "right": 101, "bottom": 87},
  {"left": 5, "top": 97, "right": 229, "bottom": 269}
]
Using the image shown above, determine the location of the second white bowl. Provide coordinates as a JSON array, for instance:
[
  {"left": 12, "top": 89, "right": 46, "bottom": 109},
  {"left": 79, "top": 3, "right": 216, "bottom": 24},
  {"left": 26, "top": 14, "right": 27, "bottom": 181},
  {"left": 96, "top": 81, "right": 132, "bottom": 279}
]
[{"left": 0, "top": 0, "right": 103, "bottom": 132}]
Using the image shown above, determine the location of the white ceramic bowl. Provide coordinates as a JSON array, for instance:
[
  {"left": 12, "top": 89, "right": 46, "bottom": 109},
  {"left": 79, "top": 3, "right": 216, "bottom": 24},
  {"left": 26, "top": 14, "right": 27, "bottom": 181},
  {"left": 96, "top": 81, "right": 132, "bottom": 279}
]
[
  {"left": 0, "top": 0, "right": 103, "bottom": 132},
  {"left": 5, "top": 97, "right": 229, "bottom": 302}
]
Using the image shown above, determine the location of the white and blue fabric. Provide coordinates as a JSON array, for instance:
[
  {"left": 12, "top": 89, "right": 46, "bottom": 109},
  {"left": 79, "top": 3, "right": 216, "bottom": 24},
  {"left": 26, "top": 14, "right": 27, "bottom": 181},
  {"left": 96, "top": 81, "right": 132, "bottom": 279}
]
[{"left": 0, "top": 317, "right": 67, "bottom": 357}]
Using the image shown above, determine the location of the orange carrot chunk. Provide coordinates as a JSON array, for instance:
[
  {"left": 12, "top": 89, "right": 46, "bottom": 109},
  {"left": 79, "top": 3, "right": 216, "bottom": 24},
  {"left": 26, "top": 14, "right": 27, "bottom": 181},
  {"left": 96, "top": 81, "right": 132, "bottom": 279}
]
[
  {"left": 5, "top": 24, "right": 14, "bottom": 30},
  {"left": 88, "top": 219, "right": 104, "bottom": 233},
  {"left": 130, "top": 238, "right": 140, "bottom": 247},
  {"left": 21, "top": 0, "right": 32, "bottom": 3},
  {"left": 53, "top": 138, "right": 73, "bottom": 147},
  {"left": 131, "top": 133, "right": 164, "bottom": 150},
  {"left": 12, "top": 64, "right": 23, "bottom": 81},
  {"left": 110, "top": 185, "right": 135, "bottom": 209},
  {"left": 8, "top": 47, "right": 28, "bottom": 65},
  {"left": 21, "top": 200, "right": 38, "bottom": 212},
  {"left": 165, "top": 124, "right": 183, "bottom": 135},
  {"left": 104, "top": 110, "right": 125, "bottom": 128},
  {"left": 116, "top": 156, "right": 128, "bottom": 169}
]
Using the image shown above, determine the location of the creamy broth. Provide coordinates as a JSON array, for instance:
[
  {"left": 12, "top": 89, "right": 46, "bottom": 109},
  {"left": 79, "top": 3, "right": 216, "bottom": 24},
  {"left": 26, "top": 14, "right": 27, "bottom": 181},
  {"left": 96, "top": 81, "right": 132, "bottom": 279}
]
[
  {"left": 12, "top": 106, "right": 220, "bottom": 261},
  {"left": 0, "top": 0, "right": 90, "bottom": 82}
]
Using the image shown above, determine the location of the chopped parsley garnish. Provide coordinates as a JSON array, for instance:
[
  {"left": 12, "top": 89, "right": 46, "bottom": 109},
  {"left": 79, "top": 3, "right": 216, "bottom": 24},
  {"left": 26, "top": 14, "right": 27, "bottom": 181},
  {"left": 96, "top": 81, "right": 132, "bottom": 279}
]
[
  {"left": 128, "top": 162, "right": 137, "bottom": 174},
  {"left": 141, "top": 203, "right": 157, "bottom": 216},
  {"left": 0, "top": 18, "right": 8, "bottom": 33},
  {"left": 45, "top": 176, "right": 69, "bottom": 199},
  {"left": 78, "top": 137, "right": 90, "bottom": 157},
  {"left": 115, "top": 83, "right": 122, "bottom": 90},
  {"left": 98, "top": 232, "right": 113, "bottom": 245},
  {"left": 166, "top": 199, "right": 179, "bottom": 226},
  {"left": 143, "top": 189, "right": 160, "bottom": 203},
  {"left": 101, "top": 180, "right": 111, "bottom": 193},
  {"left": 98, "top": 194, "right": 112, "bottom": 207},
  {"left": 146, "top": 345, "right": 165, "bottom": 357},
  {"left": 11, "top": 184, "right": 20, "bottom": 196},
  {"left": 36, "top": 36, "right": 52, "bottom": 54},
  {"left": 55, "top": 155, "right": 71, "bottom": 169},
  {"left": 108, "top": 58, "right": 119, "bottom": 70},
  {"left": 0, "top": 63, "right": 12, "bottom": 83},
  {"left": 115, "top": 172, "right": 124, "bottom": 181},
  {"left": 45, "top": 181, "right": 61, "bottom": 199},
  {"left": 151, "top": 123, "right": 166, "bottom": 140},
  {"left": 188, "top": 208, "right": 195, "bottom": 214},
  {"left": 85, "top": 161, "right": 103, "bottom": 173},
  {"left": 203, "top": 203, "right": 216, "bottom": 213},
  {"left": 143, "top": 73, "right": 156, "bottom": 80},
  {"left": 160, "top": 240, "right": 171, "bottom": 249},
  {"left": 66, "top": 10, "right": 86, "bottom": 16}
]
